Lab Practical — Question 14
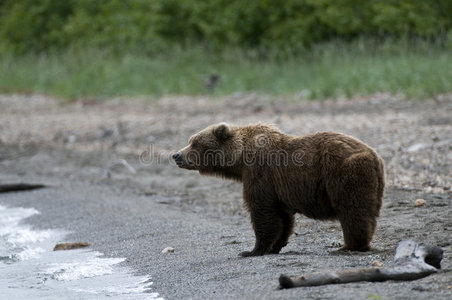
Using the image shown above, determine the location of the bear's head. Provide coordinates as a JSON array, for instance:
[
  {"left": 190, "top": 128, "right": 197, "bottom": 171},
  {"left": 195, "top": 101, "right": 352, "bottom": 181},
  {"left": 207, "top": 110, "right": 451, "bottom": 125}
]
[{"left": 173, "top": 123, "right": 243, "bottom": 180}]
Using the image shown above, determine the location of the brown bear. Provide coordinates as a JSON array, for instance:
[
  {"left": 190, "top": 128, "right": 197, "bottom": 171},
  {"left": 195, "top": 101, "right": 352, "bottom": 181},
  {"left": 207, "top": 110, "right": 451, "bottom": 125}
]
[{"left": 173, "top": 123, "right": 384, "bottom": 256}]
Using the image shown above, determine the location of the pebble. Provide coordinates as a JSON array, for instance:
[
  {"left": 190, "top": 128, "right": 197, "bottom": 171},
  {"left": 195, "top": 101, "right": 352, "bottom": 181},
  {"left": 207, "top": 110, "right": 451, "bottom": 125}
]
[
  {"left": 371, "top": 260, "right": 383, "bottom": 267},
  {"left": 424, "top": 186, "right": 433, "bottom": 193},
  {"left": 414, "top": 199, "right": 426, "bottom": 207},
  {"left": 407, "top": 143, "right": 425, "bottom": 153},
  {"left": 331, "top": 241, "right": 342, "bottom": 248},
  {"left": 162, "top": 247, "right": 175, "bottom": 254}
]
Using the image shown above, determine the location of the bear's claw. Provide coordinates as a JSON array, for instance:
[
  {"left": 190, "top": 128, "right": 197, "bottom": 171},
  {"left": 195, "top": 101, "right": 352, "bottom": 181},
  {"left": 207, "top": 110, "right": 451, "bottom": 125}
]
[{"left": 239, "top": 250, "right": 265, "bottom": 257}]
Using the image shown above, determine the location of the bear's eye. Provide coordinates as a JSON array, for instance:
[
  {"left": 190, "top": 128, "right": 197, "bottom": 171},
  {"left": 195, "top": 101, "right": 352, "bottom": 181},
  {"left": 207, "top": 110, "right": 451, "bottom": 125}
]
[{"left": 191, "top": 140, "right": 199, "bottom": 148}]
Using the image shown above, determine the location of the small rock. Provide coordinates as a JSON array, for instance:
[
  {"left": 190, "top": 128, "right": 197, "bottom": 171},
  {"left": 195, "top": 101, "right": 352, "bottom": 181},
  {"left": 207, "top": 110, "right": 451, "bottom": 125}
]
[
  {"left": 331, "top": 241, "right": 342, "bottom": 248},
  {"left": 412, "top": 286, "right": 428, "bottom": 292},
  {"left": 54, "top": 242, "right": 91, "bottom": 251},
  {"left": 432, "top": 187, "right": 445, "bottom": 194},
  {"left": 424, "top": 186, "right": 433, "bottom": 193},
  {"left": 371, "top": 260, "right": 383, "bottom": 267},
  {"left": 99, "top": 127, "right": 114, "bottom": 139},
  {"left": 414, "top": 198, "right": 426, "bottom": 207},
  {"left": 103, "top": 159, "right": 137, "bottom": 178},
  {"left": 161, "top": 247, "right": 175, "bottom": 254},
  {"left": 407, "top": 143, "right": 425, "bottom": 153},
  {"left": 67, "top": 135, "right": 76, "bottom": 145},
  {"left": 223, "top": 240, "right": 241, "bottom": 245}
]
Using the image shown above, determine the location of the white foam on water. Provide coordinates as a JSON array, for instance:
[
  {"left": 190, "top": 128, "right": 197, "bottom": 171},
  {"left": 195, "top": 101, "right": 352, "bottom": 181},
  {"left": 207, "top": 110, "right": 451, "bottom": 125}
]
[
  {"left": 0, "top": 204, "right": 163, "bottom": 299},
  {"left": 14, "top": 246, "right": 46, "bottom": 261},
  {"left": 0, "top": 205, "right": 59, "bottom": 262},
  {"left": 44, "top": 252, "right": 125, "bottom": 281}
]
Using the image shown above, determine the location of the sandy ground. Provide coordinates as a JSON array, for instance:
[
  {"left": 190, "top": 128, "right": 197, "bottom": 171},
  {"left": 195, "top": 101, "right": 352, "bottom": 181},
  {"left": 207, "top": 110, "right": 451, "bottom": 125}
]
[{"left": 0, "top": 93, "right": 451, "bottom": 299}]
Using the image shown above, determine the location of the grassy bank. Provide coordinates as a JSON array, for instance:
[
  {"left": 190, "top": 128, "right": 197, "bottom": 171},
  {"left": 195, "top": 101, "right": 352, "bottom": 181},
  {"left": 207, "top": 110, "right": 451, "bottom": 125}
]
[{"left": 1, "top": 44, "right": 451, "bottom": 100}]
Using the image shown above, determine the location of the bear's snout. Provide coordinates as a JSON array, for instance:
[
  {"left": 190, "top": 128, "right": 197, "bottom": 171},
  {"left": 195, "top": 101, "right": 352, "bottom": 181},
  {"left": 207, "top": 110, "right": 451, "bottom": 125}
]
[
  {"left": 172, "top": 152, "right": 182, "bottom": 161},
  {"left": 172, "top": 151, "right": 194, "bottom": 169},
  {"left": 172, "top": 152, "right": 184, "bottom": 167}
]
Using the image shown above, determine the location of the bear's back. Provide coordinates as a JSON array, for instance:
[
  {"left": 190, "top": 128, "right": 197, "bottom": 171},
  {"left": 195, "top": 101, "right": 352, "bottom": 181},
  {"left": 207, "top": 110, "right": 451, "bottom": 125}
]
[{"left": 269, "top": 131, "right": 382, "bottom": 220}]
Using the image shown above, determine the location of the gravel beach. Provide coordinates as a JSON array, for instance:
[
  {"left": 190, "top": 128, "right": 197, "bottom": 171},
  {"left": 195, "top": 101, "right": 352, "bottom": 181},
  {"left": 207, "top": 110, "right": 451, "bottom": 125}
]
[{"left": 0, "top": 94, "right": 451, "bottom": 299}]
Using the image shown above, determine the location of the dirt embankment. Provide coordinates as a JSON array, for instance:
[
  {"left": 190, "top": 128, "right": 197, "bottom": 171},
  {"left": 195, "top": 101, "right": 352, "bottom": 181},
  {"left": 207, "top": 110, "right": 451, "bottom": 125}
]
[{"left": 1, "top": 93, "right": 451, "bottom": 196}]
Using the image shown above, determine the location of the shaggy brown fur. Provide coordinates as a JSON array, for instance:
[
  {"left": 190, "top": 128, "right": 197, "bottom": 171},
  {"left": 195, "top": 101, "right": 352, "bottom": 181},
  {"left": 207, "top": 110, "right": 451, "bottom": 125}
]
[{"left": 173, "top": 123, "right": 385, "bottom": 256}]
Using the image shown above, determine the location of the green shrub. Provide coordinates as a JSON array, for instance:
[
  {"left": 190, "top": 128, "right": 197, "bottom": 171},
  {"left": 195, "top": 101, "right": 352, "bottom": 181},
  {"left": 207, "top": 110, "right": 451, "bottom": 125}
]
[
  {"left": 1, "top": 0, "right": 452, "bottom": 56},
  {"left": 0, "top": 0, "right": 74, "bottom": 54}
]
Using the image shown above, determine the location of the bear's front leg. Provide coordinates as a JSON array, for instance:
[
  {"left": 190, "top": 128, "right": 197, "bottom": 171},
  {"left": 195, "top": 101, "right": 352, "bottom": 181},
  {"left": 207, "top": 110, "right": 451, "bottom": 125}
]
[
  {"left": 240, "top": 207, "right": 286, "bottom": 257},
  {"left": 240, "top": 178, "right": 289, "bottom": 257}
]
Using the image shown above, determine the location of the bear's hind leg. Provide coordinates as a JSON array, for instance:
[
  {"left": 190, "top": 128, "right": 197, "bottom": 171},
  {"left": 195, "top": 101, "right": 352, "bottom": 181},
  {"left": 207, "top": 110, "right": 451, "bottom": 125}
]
[
  {"left": 339, "top": 214, "right": 375, "bottom": 251},
  {"left": 330, "top": 153, "right": 382, "bottom": 251}
]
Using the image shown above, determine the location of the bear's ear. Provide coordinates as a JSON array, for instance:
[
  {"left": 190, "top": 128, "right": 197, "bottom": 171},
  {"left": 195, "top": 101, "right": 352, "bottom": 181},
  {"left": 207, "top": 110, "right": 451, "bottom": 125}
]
[{"left": 214, "top": 123, "right": 231, "bottom": 141}]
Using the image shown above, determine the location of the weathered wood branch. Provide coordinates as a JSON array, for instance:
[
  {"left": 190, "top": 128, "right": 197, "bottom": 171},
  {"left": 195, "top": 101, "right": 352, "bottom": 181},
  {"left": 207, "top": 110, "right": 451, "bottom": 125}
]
[
  {"left": 279, "top": 240, "right": 443, "bottom": 289},
  {"left": 0, "top": 183, "right": 46, "bottom": 193},
  {"left": 54, "top": 242, "right": 91, "bottom": 251}
]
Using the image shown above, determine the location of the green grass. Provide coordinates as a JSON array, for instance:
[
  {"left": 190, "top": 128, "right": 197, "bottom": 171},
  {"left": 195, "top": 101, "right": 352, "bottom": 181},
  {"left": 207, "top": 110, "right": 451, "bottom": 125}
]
[{"left": 1, "top": 43, "right": 451, "bottom": 100}]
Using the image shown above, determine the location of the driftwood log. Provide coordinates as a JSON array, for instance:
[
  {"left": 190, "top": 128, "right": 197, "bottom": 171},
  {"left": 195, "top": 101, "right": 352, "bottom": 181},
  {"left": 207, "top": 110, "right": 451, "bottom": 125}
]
[
  {"left": 0, "top": 183, "right": 46, "bottom": 193},
  {"left": 54, "top": 242, "right": 91, "bottom": 251},
  {"left": 279, "top": 240, "right": 443, "bottom": 289}
]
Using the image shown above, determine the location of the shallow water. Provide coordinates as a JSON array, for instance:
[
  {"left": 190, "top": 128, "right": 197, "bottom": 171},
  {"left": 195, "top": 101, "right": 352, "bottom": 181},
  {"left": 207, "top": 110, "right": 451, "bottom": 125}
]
[{"left": 0, "top": 205, "right": 163, "bottom": 299}]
